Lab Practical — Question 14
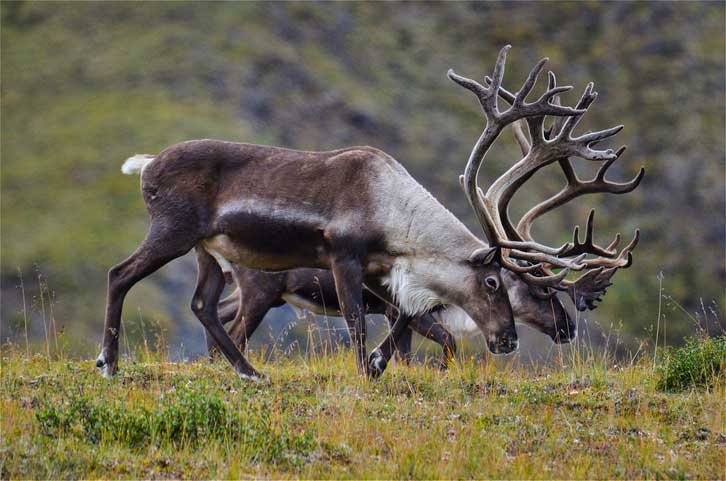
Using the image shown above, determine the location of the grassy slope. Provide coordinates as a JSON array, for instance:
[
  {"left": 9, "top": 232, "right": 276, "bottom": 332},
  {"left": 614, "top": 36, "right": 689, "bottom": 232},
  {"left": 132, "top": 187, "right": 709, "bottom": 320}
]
[{"left": 2, "top": 348, "right": 723, "bottom": 479}]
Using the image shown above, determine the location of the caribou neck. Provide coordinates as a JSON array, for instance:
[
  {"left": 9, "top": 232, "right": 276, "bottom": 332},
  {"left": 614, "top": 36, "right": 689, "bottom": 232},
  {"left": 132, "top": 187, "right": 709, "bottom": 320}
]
[{"left": 371, "top": 164, "right": 487, "bottom": 261}]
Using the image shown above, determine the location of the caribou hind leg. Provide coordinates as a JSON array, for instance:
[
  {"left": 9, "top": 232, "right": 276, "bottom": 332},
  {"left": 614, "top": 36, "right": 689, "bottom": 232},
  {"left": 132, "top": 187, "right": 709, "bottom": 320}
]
[
  {"left": 205, "top": 286, "right": 242, "bottom": 358},
  {"left": 97, "top": 222, "right": 197, "bottom": 377},
  {"left": 207, "top": 287, "right": 279, "bottom": 355},
  {"left": 225, "top": 293, "right": 279, "bottom": 353},
  {"left": 192, "top": 248, "right": 261, "bottom": 380}
]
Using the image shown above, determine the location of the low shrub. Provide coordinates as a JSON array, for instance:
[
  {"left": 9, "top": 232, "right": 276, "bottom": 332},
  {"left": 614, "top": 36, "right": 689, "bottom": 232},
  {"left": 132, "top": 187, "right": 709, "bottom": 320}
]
[
  {"left": 34, "top": 386, "right": 315, "bottom": 465},
  {"left": 657, "top": 335, "right": 726, "bottom": 392}
]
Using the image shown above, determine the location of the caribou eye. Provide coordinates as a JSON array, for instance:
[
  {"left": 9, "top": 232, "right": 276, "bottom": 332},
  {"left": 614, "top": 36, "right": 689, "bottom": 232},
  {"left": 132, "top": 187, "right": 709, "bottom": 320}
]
[{"left": 484, "top": 275, "right": 499, "bottom": 292}]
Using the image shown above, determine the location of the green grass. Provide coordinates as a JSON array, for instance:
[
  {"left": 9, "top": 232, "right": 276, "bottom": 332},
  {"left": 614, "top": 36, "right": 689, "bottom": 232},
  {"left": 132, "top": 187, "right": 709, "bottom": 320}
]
[
  {"left": 657, "top": 335, "right": 726, "bottom": 392},
  {"left": 2, "top": 345, "right": 724, "bottom": 479}
]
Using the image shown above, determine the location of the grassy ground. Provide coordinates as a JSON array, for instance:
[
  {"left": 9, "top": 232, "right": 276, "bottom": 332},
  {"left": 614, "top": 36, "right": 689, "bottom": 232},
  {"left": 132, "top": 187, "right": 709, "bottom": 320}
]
[{"left": 1, "top": 345, "right": 724, "bottom": 479}]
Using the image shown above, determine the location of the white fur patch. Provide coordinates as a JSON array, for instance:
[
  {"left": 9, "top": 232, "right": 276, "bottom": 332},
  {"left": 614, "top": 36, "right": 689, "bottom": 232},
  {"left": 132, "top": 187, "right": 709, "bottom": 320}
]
[
  {"left": 381, "top": 260, "right": 441, "bottom": 315},
  {"left": 433, "top": 305, "right": 481, "bottom": 337},
  {"left": 121, "top": 154, "right": 155, "bottom": 175}
]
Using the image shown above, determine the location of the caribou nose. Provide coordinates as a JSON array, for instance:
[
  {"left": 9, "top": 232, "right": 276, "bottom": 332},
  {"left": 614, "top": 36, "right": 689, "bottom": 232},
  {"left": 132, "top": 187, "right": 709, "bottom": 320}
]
[
  {"left": 503, "top": 336, "right": 519, "bottom": 352},
  {"left": 491, "top": 333, "right": 519, "bottom": 354}
]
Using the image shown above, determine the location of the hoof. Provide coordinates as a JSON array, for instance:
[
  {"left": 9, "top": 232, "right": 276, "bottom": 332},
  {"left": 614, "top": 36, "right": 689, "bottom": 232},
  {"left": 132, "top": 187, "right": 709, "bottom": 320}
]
[
  {"left": 238, "top": 371, "right": 266, "bottom": 383},
  {"left": 367, "top": 349, "right": 387, "bottom": 379},
  {"left": 95, "top": 353, "right": 117, "bottom": 378}
]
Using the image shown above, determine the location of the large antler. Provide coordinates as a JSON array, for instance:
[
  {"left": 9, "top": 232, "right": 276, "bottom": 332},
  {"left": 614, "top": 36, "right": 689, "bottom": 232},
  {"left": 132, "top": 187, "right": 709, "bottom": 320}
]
[
  {"left": 508, "top": 73, "right": 644, "bottom": 309},
  {"left": 449, "top": 47, "right": 644, "bottom": 310},
  {"left": 448, "top": 46, "right": 587, "bottom": 283}
]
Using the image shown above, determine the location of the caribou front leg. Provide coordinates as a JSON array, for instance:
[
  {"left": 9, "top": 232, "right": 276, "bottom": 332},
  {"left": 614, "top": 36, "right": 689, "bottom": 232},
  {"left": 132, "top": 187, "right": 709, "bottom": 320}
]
[
  {"left": 368, "top": 311, "right": 414, "bottom": 378},
  {"left": 383, "top": 304, "right": 413, "bottom": 365},
  {"left": 330, "top": 256, "right": 368, "bottom": 375}
]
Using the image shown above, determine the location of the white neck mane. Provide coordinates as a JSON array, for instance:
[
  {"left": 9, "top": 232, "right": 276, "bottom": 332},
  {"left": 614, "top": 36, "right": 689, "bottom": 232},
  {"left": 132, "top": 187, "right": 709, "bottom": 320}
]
[
  {"left": 381, "top": 259, "right": 443, "bottom": 315},
  {"left": 432, "top": 305, "right": 481, "bottom": 337}
]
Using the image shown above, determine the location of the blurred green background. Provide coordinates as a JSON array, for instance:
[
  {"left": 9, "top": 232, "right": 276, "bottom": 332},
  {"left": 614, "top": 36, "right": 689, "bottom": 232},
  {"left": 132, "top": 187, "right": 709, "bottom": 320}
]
[{"left": 1, "top": 1, "right": 724, "bottom": 360}]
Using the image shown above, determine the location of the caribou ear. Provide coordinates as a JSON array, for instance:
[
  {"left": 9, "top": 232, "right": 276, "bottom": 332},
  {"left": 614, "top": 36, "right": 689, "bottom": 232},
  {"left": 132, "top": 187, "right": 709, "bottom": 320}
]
[{"left": 469, "top": 246, "right": 498, "bottom": 265}]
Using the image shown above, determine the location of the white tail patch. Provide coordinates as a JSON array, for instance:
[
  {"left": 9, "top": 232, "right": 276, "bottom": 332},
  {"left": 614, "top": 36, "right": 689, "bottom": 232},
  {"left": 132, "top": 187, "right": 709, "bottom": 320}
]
[{"left": 121, "top": 154, "right": 156, "bottom": 175}]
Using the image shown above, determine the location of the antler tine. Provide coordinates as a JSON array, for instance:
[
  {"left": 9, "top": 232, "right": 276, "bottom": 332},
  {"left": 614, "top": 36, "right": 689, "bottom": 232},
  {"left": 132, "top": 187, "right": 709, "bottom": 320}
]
[
  {"left": 448, "top": 45, "right": 512, "bottom": 116},
  {"left": 510, "top": 249, "right": 587, "bottom": 270},
  {"left": 594, "top": 147, "right": 646, "bottom": 193},
  {"left": 489, "top": 45, "right": 512, "bottom": 99},
  {"left": 499, "top": 256, "right": 543, "bottom": 274},
  {"left": 447, "top": 72, "right": 488, "bottom": 100},
  {"left": 520, "top": 268, "right": 571, "bottom": 288},
  {"left": 555, "top": 82, "right": 597, "bottom": 138},
  {"left": 581, "top": 229, "right": 639, "bottom": 269},
  {"left": 514, "top": 57, "right": 549, "bottom": 106},
  {"left": 606, "top": 233, "right": 622, "bottom": 252},
  {"left": 516, "top": 145, "right": 644, "bottom": 242},
  {"left": 545, "top": 72, "right": 567, "bottom": 140},
  {"left": 512, "top": 120, "right": 531, "bottom": 156},
  {"left": 559, "top": 209, "right": 619, "bottom": 258}
]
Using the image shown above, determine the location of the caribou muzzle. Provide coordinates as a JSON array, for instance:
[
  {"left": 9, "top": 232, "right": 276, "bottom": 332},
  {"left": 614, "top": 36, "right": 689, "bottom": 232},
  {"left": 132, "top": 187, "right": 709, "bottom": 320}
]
[{"left": 488, "top": 330, "right": 519, "bottom": 354}]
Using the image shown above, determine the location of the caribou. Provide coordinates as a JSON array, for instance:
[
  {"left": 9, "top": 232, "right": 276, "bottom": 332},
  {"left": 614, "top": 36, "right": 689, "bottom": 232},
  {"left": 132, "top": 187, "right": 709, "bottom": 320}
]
[{"left": 99, "top": 46, "right": 641, "bottom": 380}]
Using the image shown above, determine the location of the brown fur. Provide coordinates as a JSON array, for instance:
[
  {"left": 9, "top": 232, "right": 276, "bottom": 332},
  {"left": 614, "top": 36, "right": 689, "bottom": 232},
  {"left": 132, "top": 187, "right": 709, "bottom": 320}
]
[{"left": 99, "top": 140, "right": 514, "bottom": 379}]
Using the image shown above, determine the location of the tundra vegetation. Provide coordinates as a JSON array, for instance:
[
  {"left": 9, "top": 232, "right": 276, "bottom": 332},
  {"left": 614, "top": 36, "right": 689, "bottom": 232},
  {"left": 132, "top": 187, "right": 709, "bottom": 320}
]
[
  {"left": 1, "top": 3, "right": 725, "bottom": 478},
  {"left": 1, "top": 336, "right": 724, "bottom": 479}
]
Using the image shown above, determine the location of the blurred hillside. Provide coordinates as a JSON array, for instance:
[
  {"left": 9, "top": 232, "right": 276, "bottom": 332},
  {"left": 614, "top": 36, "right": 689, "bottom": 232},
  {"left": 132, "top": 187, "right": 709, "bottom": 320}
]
[{"left": 1, "top": 2, "right": 724, "bottom": 358}]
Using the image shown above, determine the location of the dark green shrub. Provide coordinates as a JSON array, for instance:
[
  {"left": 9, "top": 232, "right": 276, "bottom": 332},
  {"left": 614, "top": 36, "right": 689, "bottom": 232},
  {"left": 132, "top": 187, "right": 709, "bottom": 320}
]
[{"left": 657, "top": 336, "right": 726, "bottom": 392}]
